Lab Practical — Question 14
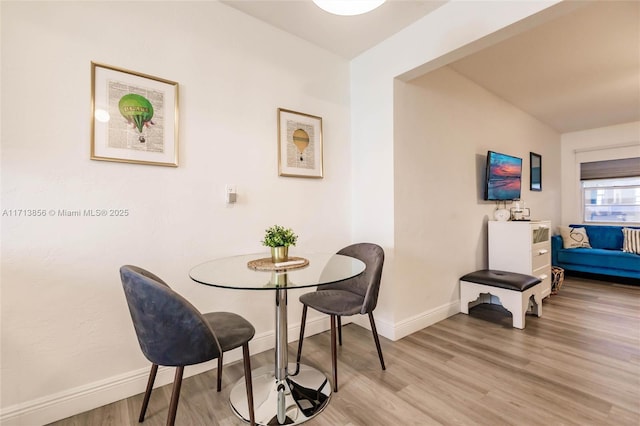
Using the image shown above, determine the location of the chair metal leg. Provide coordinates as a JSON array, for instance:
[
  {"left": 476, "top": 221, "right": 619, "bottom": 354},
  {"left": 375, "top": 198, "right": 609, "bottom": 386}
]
[
  {"left": 166, "top": 366, "right": 184, "bottom": 426},
  {"left": 139, "top": 363, "right": 158, "bottom": 422},
  {"left": 368, "top": 312, "right": 385, "bottom": 370},
  {"left": 337, "top": 316, "right": 342, "bottom": 346},
  {"left": 216, "top": 355, "right": 223, "bottom": 392},
  {"left": 330, "top": 314, "right": 338, "bottom": 392},
  {"left": 294, "top": 304, "right": 308, "bottom": 375},
  {"left": 242, "top": 343, "right": 256, "bottom": 426}
]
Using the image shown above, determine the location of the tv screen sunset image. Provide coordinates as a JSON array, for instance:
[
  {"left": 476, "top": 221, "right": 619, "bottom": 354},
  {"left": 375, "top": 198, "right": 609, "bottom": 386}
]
[{"left": 486, "top": 152, "right": 522, "bottom": 200}]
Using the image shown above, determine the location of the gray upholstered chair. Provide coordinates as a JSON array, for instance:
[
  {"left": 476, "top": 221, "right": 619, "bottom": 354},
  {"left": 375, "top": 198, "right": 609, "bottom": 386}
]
[
  {"left": 120, "top": 265, "right": 255, "bottom": 426},
  {"left": 295, "top": 243, "right": 385, "bottom": 392}
]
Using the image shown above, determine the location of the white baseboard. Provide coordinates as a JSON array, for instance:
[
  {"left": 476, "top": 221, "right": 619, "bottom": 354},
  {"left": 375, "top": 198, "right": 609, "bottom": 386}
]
[
  {"left": 350, "top": 300, "right": 460, "bottom": 341},
  {"left": 392, "top": 300, "right": 460, "bottom": 340},
  {"left": 1, "top": 364, "right": 174, "bottom": 426},
  {"left": 0, "top": 305, "right": 456, "bottom": 425}
]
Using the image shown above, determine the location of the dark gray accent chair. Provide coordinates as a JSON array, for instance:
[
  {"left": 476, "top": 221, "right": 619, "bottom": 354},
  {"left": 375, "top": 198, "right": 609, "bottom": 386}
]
[
  {"left": 295, "top": 243, "right": 386, "bottom": 392},
  {"left": 120, "top": 265, "right": 256, "bottom": 426}
]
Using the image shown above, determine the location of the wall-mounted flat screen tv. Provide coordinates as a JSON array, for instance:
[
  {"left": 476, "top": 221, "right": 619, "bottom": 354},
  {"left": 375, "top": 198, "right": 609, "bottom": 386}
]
[{"left": 484, "top": 151, "right": 522, "bottom": 201}]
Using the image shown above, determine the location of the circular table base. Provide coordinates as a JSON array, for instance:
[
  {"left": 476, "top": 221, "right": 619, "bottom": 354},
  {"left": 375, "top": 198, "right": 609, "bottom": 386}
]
[{"left": 229, "top": 363, "right": 331, "bottom": 425}]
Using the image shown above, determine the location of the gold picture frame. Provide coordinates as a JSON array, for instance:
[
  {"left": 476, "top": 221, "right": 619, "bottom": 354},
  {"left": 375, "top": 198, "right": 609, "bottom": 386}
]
[
  {"left": 278, "top": 108, "right": 323, "bottom": 178},
  {"left": 91, "top": 62, "right": 179, "bottom": 167}
]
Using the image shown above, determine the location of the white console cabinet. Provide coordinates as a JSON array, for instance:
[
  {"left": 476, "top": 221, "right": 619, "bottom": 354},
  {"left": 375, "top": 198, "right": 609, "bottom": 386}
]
[{"left": 488, "top": 220, "right": 552, "bottom": 298}]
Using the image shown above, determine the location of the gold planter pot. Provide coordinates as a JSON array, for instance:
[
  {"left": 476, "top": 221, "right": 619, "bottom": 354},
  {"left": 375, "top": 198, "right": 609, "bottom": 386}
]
[{"left": 270, "top": 246, "right": 288, "bottom": 263}]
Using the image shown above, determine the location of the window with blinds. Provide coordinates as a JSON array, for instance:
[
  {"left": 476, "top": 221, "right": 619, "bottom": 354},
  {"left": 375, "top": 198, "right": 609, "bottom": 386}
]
[{"left": 581, "top": 158, "right": 640, "bottom": 224}]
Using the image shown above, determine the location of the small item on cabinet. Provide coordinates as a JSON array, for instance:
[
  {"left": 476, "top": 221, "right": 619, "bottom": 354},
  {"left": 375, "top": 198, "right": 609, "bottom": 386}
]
[
  {"left": 510, "top": 200, "right": 530, "bottom": 221},
  {"left": 493, "top": 200, "right": 510, "bottom": 221},
  {"left": 494, "top": 208, "right": 510, "bottom": 222}
]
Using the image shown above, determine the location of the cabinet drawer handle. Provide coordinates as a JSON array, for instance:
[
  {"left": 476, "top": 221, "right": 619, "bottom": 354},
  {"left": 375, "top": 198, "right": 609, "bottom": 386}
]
[{"left": 538, "top": 249, "right": 548, "bottom": 255}]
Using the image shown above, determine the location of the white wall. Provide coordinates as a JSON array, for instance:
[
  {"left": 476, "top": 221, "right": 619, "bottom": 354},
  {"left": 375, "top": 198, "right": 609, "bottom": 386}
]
[
  {"left": 1, "top": 1, "right": 351, "bottom": 423},
  {"left": 393, "top": 66, "right": 561, "bottom": 328},
  {"left": 560, "top": 121, "right": 640, "bottom": 225}
]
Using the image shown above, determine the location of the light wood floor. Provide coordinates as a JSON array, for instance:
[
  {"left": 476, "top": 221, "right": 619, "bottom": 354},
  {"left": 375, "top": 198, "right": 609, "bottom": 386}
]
[{"left": 49, "top": 276, "right": 640, "bottom": 426}]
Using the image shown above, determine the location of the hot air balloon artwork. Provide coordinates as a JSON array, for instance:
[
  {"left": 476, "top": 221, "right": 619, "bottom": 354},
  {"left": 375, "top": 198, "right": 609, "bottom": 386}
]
[
  {"left": 91, "top": 62, "right": 178, "bottom": 167},
  {"left": 292, "top": 128, "right": 309, "bottom": 162},
  {"left": 286, "top": 122, "right": 314, "bottom": 169},
  {"left": 277, "top": 109, "right": 323, "bottom": 178},
  {"left": 118, "top": 94, "right": 154, "bottom": 143}
]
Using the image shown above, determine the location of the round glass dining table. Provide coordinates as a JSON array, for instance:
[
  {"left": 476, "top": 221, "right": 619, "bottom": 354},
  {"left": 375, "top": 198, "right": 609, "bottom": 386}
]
[{"left": 189, "top": 253, "right": 365, "bottom": 426}]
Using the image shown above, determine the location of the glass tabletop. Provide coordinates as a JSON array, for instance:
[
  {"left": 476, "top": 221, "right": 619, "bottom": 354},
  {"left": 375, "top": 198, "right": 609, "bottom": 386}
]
[{"left": 189, "top": 253, "right": 365, "bottom": 290}]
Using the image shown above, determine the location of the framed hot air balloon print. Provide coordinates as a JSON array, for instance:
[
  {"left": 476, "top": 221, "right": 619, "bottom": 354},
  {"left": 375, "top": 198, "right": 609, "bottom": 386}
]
[
  {"left": 91, "top": 62, "right": 179, "bottom": 167},
  {"left": 277, "top": 108, "right": 323, "bottom": 178}
]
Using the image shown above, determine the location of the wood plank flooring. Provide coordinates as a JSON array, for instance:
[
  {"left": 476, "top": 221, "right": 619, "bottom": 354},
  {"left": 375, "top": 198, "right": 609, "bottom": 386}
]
[{"left": 49, "top": 275, "right": 640, "bottom": 425}]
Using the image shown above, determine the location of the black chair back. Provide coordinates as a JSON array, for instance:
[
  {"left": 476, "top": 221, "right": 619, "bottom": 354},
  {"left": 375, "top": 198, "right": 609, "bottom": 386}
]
[
  {"left": 120, "top": 265, "right": 222, "bottom": 367},
  {"left": 324, "top": 243, "right": 384, "bottom": 314}
]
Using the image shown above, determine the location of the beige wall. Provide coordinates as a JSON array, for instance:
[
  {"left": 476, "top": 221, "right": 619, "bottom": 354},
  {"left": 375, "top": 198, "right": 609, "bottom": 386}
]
[
  {"left": 1, "top": 1, "right": 351, "bottom": 423},
  {"left": 393, "top": 66, "right": 561, "bottom": 328}
]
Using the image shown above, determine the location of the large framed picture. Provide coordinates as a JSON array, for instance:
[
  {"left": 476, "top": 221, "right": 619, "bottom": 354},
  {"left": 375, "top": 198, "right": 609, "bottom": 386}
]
[
  {"left": 278, "top": 108, "right": 323, "bottom": 178},
  {"left": 91, "top": 62, "right": 179, "bottom": 167}
]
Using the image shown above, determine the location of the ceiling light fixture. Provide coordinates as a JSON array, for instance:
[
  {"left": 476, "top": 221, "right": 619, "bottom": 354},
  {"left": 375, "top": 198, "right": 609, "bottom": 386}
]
[{"left": 312, "top": 0, "right": 386, "bottom": 16}]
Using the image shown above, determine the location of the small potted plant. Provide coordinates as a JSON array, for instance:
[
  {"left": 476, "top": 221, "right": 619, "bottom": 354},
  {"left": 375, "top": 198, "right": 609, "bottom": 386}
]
[{"left": 262, "top": 225, "right": 298, "bottom": 263}]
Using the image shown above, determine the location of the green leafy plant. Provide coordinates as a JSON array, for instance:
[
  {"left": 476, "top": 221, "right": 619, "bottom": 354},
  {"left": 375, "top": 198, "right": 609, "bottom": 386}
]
[{"left": 262, "top": 225, "right": 298, "bottom": 248}]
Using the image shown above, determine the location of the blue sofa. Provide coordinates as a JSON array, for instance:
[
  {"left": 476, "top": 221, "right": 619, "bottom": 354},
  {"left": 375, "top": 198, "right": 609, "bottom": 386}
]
[{"left": 552, "top": 224, "right": 640, "bottom": 280}]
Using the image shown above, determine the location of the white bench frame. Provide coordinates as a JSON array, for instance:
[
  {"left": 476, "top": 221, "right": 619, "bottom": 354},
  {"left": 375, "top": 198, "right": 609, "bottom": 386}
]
[{"left": 460, "top": 279, "right": 542, "bottom": 329}]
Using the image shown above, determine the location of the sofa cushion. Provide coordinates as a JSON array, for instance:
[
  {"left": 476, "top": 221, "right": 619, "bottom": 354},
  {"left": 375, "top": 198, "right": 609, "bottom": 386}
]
[
  {"left": 623, "top": 228, "right": 640, "bottom": 254},
  {"left": 556, "top": 247, "right": 640, "bottom": 272},
  {"left": 561, "top": 226, "right": 591, "bottom": 248},
  {"left": 572, "top": 225, "right": 623, "bottom": 250}
]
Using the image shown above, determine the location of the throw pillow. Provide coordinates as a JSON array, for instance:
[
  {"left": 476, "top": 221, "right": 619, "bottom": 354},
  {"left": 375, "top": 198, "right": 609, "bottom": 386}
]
[
  {"left": 622, "top": 228, "right": 640, "bottom": 254},
  {"left": 560, "top": 226, "right": 591, "bottom": 249}
]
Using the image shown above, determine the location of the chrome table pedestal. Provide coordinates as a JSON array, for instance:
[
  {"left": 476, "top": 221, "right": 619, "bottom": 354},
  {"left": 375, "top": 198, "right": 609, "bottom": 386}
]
[
  {"left": 230, "top": 363, "right": 331, "bottom": 425},
  {"left": 229, "top": 288, "right": 331, "bottom": 425}
]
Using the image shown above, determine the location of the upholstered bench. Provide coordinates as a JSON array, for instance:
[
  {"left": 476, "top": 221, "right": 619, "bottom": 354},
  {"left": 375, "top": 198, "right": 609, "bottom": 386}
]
[{"left": 459, "top": 269, "right": 542, "bottom": 329}]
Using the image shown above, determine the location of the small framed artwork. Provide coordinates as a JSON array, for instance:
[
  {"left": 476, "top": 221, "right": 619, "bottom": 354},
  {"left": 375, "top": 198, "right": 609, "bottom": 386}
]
[
  {"left": 530, "top": 152, "right": 542, "bottom": 191},
  {"left": 91, "top": 62, "right": 179, "bottom": 167},
  {"left": 278, "top": 108, "right": 323, "bottom": 178}
]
